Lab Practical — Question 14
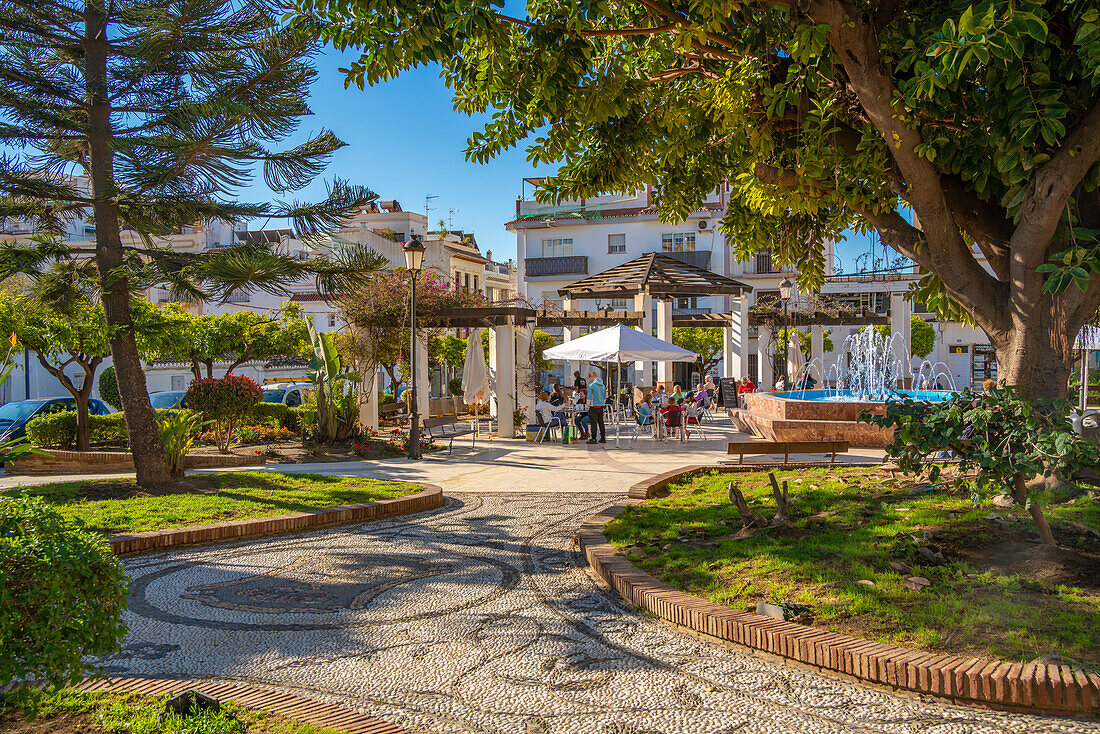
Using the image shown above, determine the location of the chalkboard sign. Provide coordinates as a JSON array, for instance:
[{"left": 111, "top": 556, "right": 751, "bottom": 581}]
[{"left": 718, "top": 377, "right": 739, "bottom": 407}]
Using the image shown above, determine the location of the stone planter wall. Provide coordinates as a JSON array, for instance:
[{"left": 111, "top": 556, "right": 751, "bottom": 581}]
[{"left": 7, "top": 450, "right": 265, "bottom": 475}]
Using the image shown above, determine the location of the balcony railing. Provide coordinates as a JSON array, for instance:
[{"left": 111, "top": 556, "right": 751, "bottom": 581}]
[
  {"left": 651, "top": 249, "right": 711, "bottom": 270},
  {"left": 525, "top": 255, "right": 588, "bottom": 277},
  {"left": 673, "top": 307, "right": 712, "bottom": 316}
]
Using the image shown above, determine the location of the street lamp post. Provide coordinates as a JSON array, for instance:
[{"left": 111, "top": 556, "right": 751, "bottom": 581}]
[
  {"left": 404, "top": 235, "right": 427, "bottom": 460},
  {"left": 778, "top": 277, "right": 793, "bottom": 386}
]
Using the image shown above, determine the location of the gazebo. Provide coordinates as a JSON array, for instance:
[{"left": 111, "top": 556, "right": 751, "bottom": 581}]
[{"left": 556, "top": 253, "right": 751, "bottom": 387}]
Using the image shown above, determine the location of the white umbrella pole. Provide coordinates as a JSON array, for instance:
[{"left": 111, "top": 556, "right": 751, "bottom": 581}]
[
  {"left": 616, "top": 356, "right": 621, "bottom": 448},
  {"left": 1082, "top": 350, "right": 1090, "bottom": 413}
]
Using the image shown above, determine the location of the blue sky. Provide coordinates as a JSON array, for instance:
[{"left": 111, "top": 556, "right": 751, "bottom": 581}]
[{"left": 252, "top": 47, "right": 877, "bottom": 269}]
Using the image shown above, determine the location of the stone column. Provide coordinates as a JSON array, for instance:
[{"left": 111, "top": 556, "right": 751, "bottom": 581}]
[
  {"left": 890, "top": 291, "right": 913, "bottom": 385},
  {"left": 726, "top": 296, "right": 750, "bottom": 378},
  {"left": 494, "top": 317, "right": 517, "bottom": 437},
  {"left": 758, "top": 324, "right": 774, "bottom": 390},
  {"left": 515, "top": 323, "right": 537, "bottom": 424},
  {"left": 633, "top": 292, "right": 652, "bottom": 387},
  {"left": 358, "top": 366, "right": 379, "bottom": 433},
  {"left": 656, "top": 298, "right": 673, "bottom": 387},
  {"left": 562, "top": 296, "right": 579, "bottom": 382},
  {"left": 415, "top": 338, "right": 430, "bottom": 417},
  {"left": 811, "top": 325, "right": 825, "bottom": 367}
]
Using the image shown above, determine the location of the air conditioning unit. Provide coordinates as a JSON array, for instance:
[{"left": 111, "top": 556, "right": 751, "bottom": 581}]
[{"left": 698, "top": 220, "right": 710, "bottom": 230}]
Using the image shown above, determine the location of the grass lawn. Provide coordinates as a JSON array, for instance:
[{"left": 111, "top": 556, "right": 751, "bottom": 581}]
[
  {"left": 2, "top": 471, "right": 422, "bottom": 536},
  {"left": 1, "top": 687, "right": 344, "bottom": 734},
  {"left": 603, "top": 467, "right": 1100, "bottom": 666}
]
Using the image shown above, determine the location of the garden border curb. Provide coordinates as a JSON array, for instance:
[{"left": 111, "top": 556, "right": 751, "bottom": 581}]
[
  {"left": 76, "top": 675, "right": 408, "bottom": 733},
  {"left": 108, "top": 484, "right": 443, "bottom": 556},
  {"left": 585, "top": 464, "right": 1100, "bottom": 715}
]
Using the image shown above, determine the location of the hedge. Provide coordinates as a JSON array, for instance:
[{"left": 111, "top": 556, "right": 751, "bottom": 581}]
[
  {"left": 248, "top": 401, "right": 289, "bottom": 426},
  {"left": 0, "top": 496, "right": 128, "bottom": 684},
  {"left": 26, "top": 411, "right": 128, "bottom": 449}
]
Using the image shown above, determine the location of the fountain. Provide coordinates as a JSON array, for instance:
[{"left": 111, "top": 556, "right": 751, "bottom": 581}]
[{"left": 732, "top": 326, "right": 956, "bottom": 447}]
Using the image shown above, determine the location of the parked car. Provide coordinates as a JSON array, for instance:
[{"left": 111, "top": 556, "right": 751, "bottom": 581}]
[
  {"left": 0, "top": 397, "right": 112, "bottom": 443},
  {"left": 261, "top": 382, "right": 311, "bottom": 407},
  {"left": 148, "top": 390, "right": 188, "bottom": 410}
]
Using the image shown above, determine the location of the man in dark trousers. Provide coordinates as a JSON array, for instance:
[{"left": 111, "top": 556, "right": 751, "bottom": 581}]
[{"left": 585, "top": 370, "right": 607, "bottom": 444}]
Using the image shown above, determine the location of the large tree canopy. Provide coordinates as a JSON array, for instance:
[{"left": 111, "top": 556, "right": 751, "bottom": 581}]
[{"left": 294, "top": 0, "right": 1100, "bottom": 399}]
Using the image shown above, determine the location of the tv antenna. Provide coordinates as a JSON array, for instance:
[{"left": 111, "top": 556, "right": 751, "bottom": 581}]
[
  {"left": 448, "top": 208, "right": 458, "bottom": 228},
  {"left": 425, "top": 194, "right": 438, "bottom": 219}
]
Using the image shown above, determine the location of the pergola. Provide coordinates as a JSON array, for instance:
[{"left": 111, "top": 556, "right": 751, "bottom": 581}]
[{"left": 555, "top": 253, "right": 752, "bottom": 386}]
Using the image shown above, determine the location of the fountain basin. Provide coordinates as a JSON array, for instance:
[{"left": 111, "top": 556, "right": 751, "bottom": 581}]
[{"left": 732, "top": 390, "right": 955, "bottom": 448}]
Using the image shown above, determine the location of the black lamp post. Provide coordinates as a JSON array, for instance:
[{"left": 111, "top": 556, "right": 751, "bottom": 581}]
[
  {"left": 404, "top": 235, "right": 426, "bottom": 460},
  {"left": 778, "top": 276, "right": 793, "bottom": 384}
]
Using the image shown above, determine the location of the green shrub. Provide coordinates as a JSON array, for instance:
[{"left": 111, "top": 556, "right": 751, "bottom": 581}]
[
  {"left": 0, "top": 496, "right": 128, "bottom": 685},
  {"left": 448, "top": 377, "right": 463, "bottom": 396},
  {"left": 285, "top": 405, "right": 315, "bottom": 433},
  {"left": 158, "top": 410, "right": 208, "bottom": 477},
  {"left": 97, "top": 366, "right": 120, "bottom": 410},
  {"left": 185, "top": 374, "right": 263, "bottom": 453},
  {"left": 248, "top": 401, "right": 288, "bottom": 426},
  {"left": 26, "top": 412, "right": 128, "bottom": 449}
]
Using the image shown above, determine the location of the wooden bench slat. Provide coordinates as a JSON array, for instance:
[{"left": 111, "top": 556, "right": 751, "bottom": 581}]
[{"left": 728, "top": 441, "right": 849, "bottom": 465}]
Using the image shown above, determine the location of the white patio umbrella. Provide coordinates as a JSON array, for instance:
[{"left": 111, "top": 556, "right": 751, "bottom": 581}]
[
  {"left": 1075, "top": 326, "right": 1100, "bottom": 412},
  {"left": 462, "top": 328, "right": 490, "bottom": 436},
  {"left": 786, "top": 330, "right": 804, "bottom": 389},
  {"left": 543, "top": 324, "right": 698, "bottom": 447}
]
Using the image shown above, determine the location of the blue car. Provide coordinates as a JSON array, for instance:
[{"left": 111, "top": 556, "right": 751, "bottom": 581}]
[
  {"left": 0, "top": 397, "right": 112, "bottom": 443},
  {"left": 149, "top": 390, "right": 188, "bottom": 410}
]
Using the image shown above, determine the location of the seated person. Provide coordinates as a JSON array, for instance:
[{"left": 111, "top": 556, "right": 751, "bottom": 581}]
[
  {"left": 796, "top": 374, "right": 818, "bottom": 390},
  {"left": 636, "top": 401, "right": 653, "bottom": 425},
  {"left": 683, "top": 397, "right": 700, "bottom": 424},
  {"left": 535, "top": 391, "right": 566, "bottom": 426},
  {"left": 694, "top": 386, "right": 710, "bottom": 409},
  {"left": 572, "top": 388, "right": 590, "bottom": 438},
  {"left": 661, "top": 399, "right": 684, "bottom": 428},
  {"left": 549, "top": 384, "right": 565, "bottom": 406}
]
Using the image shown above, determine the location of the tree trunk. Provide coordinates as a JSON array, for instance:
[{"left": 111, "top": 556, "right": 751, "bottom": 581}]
[
  {"left": 74, "top": 388, "right": 91, "bottom": 452},
  {"left": 85, "top": 0, "right": 173, "bottom": 489},
  {"left": 1012, "top": 475, "right": 1057, "bottom": 546}
]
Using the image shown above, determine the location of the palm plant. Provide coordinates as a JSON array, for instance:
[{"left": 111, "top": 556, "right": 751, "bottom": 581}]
[{"left": 0, "top": 0, "right": 385, "bottom": 488}]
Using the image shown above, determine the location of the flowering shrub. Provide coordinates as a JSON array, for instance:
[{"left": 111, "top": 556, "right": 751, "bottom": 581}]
[
  {"left": 234, "top": 425, "right": 295, "bottom": 444},
  {"left": 185, "top": 374, "right": 263, "bottom": 453}
]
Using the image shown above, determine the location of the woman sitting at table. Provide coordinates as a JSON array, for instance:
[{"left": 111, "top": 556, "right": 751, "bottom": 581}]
[
  {"left": 636, "top": 400, "right": 653, "bottom": 426},
  {"left": 572, "top": 388, "right": 590, "bottom": 439},
  {"left": 549, "top": 383, "right": 565, "bottom": 406}
]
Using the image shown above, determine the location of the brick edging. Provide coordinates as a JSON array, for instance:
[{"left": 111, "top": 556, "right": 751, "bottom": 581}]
[
  {"left": 592, "top": 465, "right": 1100, "bottom": 715},
  {"left": 108, "top": 484, "right": 443, "bottom": 556},
  {"left": 76, "top": 676, "right": 407, "bottom": 733}
]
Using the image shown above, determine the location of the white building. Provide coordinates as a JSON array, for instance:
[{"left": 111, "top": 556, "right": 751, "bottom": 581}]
[{"left": 508, "top": 182, "right": 996, "bottom": 391}]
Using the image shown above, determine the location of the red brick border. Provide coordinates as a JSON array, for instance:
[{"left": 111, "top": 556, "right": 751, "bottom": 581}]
[
  {"left": 75, "top": 676, "right": 407, "bottom": 733},
  {"left": 109, "top": 484, "right": 443, "bottom": 556},
  {"left": 8, "top": 450, "right": 265, "bottom": 475},
  {"left": 588, "top": 465, "right": 1100, "bottom": 715}
]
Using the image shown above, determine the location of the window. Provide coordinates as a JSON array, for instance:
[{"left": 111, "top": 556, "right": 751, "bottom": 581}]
[
  {"left": 661, "top": 232, "right": 696, "bottom": 252},
  {"left": 608, "top": 233, "right": 626, "bottom": 253},
  {"left": 226, "top": 289, "right": 250, "bottom": 303},
  {"left": 393, "top": 232, "right": 406, "bottom": 243},
  {"left": 676, "top": 297, "right": 699, "bottom": 310},
  {"left": 473, "top": 275, "right": 478, "bottom": 292},
  {"left": 464, "top": 273, "right": 470, "bottom": 291},
  {"left": 541, "top": 238, "right": 573, "bottom": 258},
  {"left": 608, "top": 298, "right": 630, "bottom": 309},
  {"left": 748, "top": 353, "right": 759, "bottom": 382},
  {"left": 755, "top": 248, "right": 775, "bottom": 273},
  {"left": 328, "top": 312, "right": 336, "bottom": 328},
  {"left": 170, "top": 375, "right": 185, "bottom": 391}
]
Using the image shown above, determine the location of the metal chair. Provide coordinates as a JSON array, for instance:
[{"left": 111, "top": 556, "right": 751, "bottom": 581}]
[
  {"left": 535, "top": 412, "right": 563, "bottom": 443},
  {"left": 631, "top": 407, "right": 653, "bottom": 442}
]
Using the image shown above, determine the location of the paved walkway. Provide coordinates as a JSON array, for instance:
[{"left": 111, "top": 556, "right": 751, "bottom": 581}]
[
  {"left": 0, "top": 418, "right": 884, "bottom": 493},
  {"left": 109, "top": 498, "right": 1094, "bottom": 733}
]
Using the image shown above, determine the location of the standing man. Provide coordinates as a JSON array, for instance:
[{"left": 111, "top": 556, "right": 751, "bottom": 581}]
[
  {"left": 573, "top": 369, "right": 588, "bottom": 393},
  {"left": 586, "top": 370, "right": 607, "bottom": 444}
]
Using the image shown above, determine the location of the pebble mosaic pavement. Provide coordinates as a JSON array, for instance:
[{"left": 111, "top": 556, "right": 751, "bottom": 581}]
[{"left": 106, "top": 492, "right": 1100, "bottom": 734}]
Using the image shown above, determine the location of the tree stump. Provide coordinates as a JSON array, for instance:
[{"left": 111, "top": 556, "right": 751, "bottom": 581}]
[
  {"left": 768, "top": 472, "right": 794, "bottom": 527},
  {"left": 727, "top": 480, "right": 757, "bottom": 526}
]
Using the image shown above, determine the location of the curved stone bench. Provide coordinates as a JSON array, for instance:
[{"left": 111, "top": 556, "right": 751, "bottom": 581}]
[
  {"left": 582, "top": 465, "right": 1099, "bottom": 715},
  {"left": 109, "top": 484, "right": 443, "bottom": 555}
]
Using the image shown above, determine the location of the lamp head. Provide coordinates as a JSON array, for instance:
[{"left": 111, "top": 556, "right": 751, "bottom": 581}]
[
  {"left": 778, "top": 277, "right": 793, "bottom": 301},
  {"left": 403, "top": 234, "right": 426, "bottom": 273}
]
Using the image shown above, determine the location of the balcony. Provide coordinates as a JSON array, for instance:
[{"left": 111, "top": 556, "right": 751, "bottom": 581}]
[
  {"left": 673, "top": 307, "right": 712, "bottom": 316},
  {"left": 651, "top": 250, "right": 711, "bottom": 270},
  {"left": 525, "top": 255, "right": 588, "bottom": 277}
]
